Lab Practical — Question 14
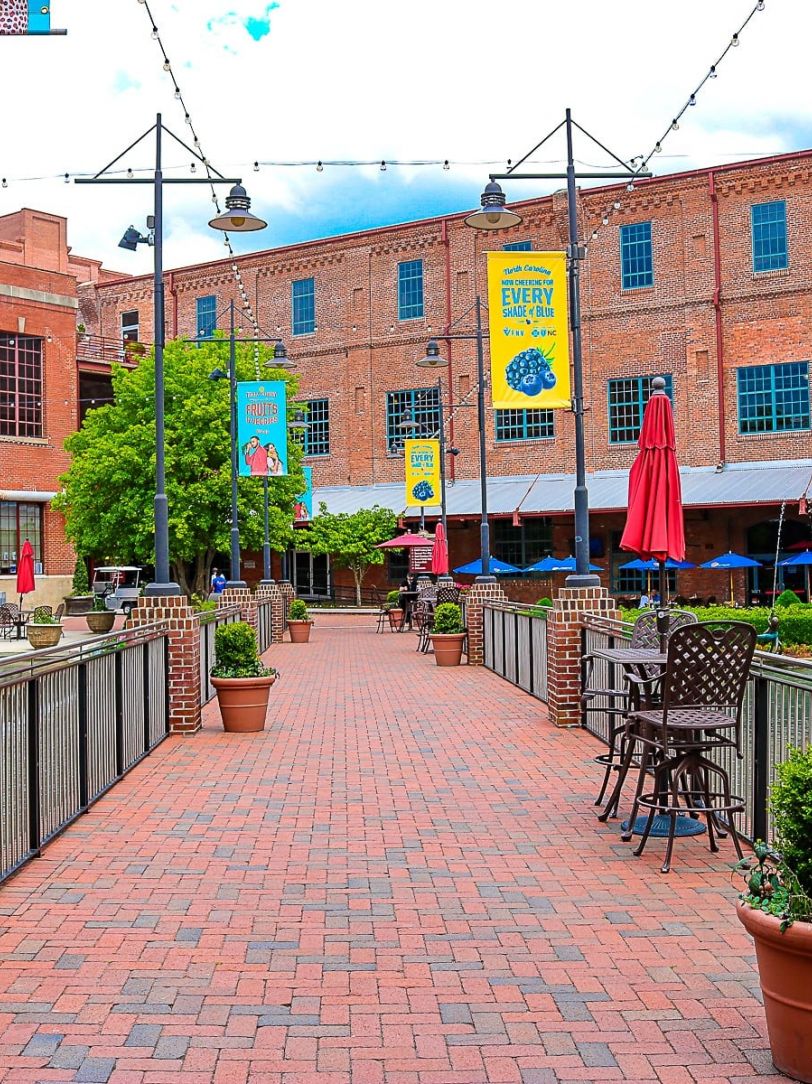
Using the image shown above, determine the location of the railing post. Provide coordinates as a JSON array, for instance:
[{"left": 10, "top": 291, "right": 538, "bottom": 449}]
[
  {"left": 528, "top": 616, "right": 535, "bottom": 695},
  {"left": 752, "top": 672, "right": 770, "bottom": 842},
  {"left": 78, "top": 663, "right": 88, "bottom": 811},
  {"left": 142, "top": 641, "right": 151, "bottom": 755},
  {"left": 27, "top": 679, "right": 40, "bottom": 857},
  {"left": 514, "top": 610, "right": 520, "bottom": 683},
  {"left": 114, "top": 650, "right": 124, "bottom": 777},
  {"left": 579, "top": 626, "right": 588, "bottom": 728}
]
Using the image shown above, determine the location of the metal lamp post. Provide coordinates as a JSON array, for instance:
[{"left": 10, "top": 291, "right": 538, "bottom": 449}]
[
  {"left": 464, "top": 109, "right": 651, "bottom": 587},
  {"left": 77, "top": 114, "right": 265, "bottom": 595},
  {"left": 416, "top": 299, "right": 492, "bottom": 581}
]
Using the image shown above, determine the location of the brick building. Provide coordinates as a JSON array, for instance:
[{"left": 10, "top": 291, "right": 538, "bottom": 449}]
[
  {"left": 0, "top": 208, "right": 124, "bottom": 607},
  {"left": 76, "top": 148, "right": 812, "bottom": 603}
]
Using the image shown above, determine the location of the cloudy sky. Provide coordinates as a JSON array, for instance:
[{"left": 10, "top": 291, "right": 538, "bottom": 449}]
[{"left": 0, "top": 0, "right": 809, "bottom": 275}]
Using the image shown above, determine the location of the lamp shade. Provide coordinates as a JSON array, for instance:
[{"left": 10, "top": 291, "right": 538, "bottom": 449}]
[
  {"left": 209, "top": 185, "right": 268, "bottom": 232},
  {"left": 416, "top": 339, "right": 445, "bottom": 367},
  {"left": 464, "top": 181, "right": 523, "bottom": 231}
]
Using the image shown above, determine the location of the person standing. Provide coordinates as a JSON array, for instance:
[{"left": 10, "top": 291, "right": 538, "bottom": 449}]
[{"left": 210, "top": 568, "right": 226, "bottom": 597}]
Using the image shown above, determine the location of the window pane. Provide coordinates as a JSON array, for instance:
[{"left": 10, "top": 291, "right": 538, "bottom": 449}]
[
  {"left": 303, "top": 398, "right": 330, "bottom": 456},
  {"left": 503, "top": 240, "right": 532, "bottom": 252},
  {"left": 492, "top": 518, "right": 552, "bottom": 568},
  {"left": 494, "top": 408, "right": 554, "bottom": 442},
  {"left": 620, "top": 221, "right": 653, "bottom": 290},
  {"left": 0, "top": 333, "right": 43, "bottom": 438},
  {"left": 0, "top": 501, "right": 42, "bottom": 573},
  {"left": 121, "top": 310, "right": 139, "bottom": 342},
  {"left": 752, "top": 201, "right": 788, "bottom": 273},
  {"left": 195, "top": 295, "right": 217, "bottom": 338},
  {"left": 292, "top": 277, "right": 316, "bottom": 335},
  {"left": 386, "top": 387, "right": 440, "bottom": 452},
  {"left": 397, "top": 260, "right": 424, "bottom": 320},
  {"left": 608, "top": 374, "right": 673, "bottom": 444},
  {"left": 737, "top": 361, "right": 810, "bottom": 434}
]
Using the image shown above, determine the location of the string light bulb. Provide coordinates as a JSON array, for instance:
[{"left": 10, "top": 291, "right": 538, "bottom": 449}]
[
  {"left": 626, "top": 182, "right": 635, "bottom": 192},
  {"left": 174, "top": 86, "right": 181, "bottom": 99},
  {"left": 732, "top": 32, "right": 739, "bottom": 45},
  {"left": 655, "top": 142, "right": 662, "bottom": 153},
  {"left": 163, "top": 59, "right": 171, "bottom": 71},
  {"left": 709, "top": 65, "right": 717, "bottom": 78},
  {"left": 64, "top": 172, "right": 69, "bottom": 184},
  {"left": 380, "top": 160, "right": 387, "bottom": 171},
  {"left": 602, "top": 215, "right": 609, "bottom": 226},
  {"left": 443, "top": 160, "right": 450, "bottom": 171},
  {"left": 1, "top": 179, "right": 6, "bottom": 189},
  {"left": 151, "top": 25, "right": 159, "bottom": 38},
  {"left": 190, "top": 161, "right": 196, "bottom": 173},
  {"left": 757, "top": 1, "right": 764, "bottom": 10},
  {"left": 671, "top": 119, "right": 679, "bottom": 131},
  {"left": 613, "top": 201, "right": 621, "bottom": 210},
  {"left": 689, "top": 93, "right": 696, "bottom": 106},
  {"left": 316, "top": 160, "right": 323, "bottom": 172},
  {"left": 126, "top": 167, "right": 133, "bottom": 179},
  {"left": 253, "top": 161, "right": 260, "bottom": 171}
]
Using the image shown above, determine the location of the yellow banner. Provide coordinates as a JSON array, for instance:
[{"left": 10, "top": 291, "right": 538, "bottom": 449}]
[
  {"left": 486, "top": 251, "right": 571, "bottom": 410},
  {"left": 404, "top": 439, "right": 440, "bottom": 506}
]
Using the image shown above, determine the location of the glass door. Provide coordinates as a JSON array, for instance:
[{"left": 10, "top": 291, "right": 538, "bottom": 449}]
[{"left": 293, "top": 550, "right": 331, "bottom": 598}]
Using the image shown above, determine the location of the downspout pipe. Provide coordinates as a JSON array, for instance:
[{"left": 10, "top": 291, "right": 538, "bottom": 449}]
[
  {"left": 709, "top": 170, "right": 726, "bottom": 467},
  {"left": 441, "top": 218, "right": 456, "bottom": 483}
]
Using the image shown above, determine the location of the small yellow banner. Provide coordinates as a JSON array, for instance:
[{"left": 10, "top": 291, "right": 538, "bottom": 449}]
[
  {"left": 404, "top": 439, "right": 440, "bottom": 506},
  {"left": 486, "top": 250, "right": 571, "bottom": 410}
]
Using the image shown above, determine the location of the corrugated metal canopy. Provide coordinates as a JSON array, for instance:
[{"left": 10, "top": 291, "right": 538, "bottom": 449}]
[{"left": 313, "top": 459, "right": 812, "bottom": 519}]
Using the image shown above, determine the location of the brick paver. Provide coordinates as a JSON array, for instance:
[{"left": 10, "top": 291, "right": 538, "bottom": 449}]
[{"left": 0, "top": 616, "right": 776, "bottom": 1083}]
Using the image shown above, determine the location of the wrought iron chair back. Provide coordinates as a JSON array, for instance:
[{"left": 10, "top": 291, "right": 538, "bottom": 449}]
[
  {"left": 436, "top": 585, "right": 460, "bottom": 607},
  {"left": 0, "top": 605, "right": 13, "bottom": 638},
  {"left": 629, "top": 608, "right": 697, "bottom": 650}
]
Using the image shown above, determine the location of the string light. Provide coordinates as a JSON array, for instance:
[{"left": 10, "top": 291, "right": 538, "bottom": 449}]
[
  {"left": 380, "top": 160, "right": 387, "bottom": 171},
  {"left": 126, "top": 167, "right": 134, "bottom": 179},
  {"left": 316, "top": 160, "right": 323, "bottom": 172}
]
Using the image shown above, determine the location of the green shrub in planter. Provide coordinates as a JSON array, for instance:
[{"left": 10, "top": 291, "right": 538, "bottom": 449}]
[
  {"left": 536, "top": 597, "right": 553, "bottom": 608},
  {"left": 31, "top": 607, "right": 59, "bottom": 625},
  {"left": 212, "top": 621, "right": 274, "bottom": 679},
  {"left": 776, "top": 588, "right": 801, "bottom": 608},
  {"left": 72, "top": 555, "right": 90, "bottom": 596},
  {"left": 771, "top": 745, "right": 812, "bottom": 907},
  {"left": 91, "top": 594, "right": 109, "bottom": 613},
  {"left": 433, "top": 602, "right": 464, "bottom": 635},
  {"left": 289, "top": 599, "right": 310, "bottom": 622},
  {"left": 386, "top": 589, "right": 401, "bottom": 607}
]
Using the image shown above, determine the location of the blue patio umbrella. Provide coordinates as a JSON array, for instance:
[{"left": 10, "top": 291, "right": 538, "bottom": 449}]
[
  {"left": 779, "top": 549, "right": 812, "bottom": 602},
  {"left": 700, "top": 551, "right": 762, "bottom": 604},
  {"left": 524, "top": 555, "right": 603, "bottom": 574},
  {"left": 453, "top": 557, "right": 521, "bottom": 576},
  {"left": 619, "top": 558, "right": 695, "bottom": 571}
]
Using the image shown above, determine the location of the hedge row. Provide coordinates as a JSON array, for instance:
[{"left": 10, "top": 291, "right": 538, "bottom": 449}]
[{"left": 619, "top": 604, "right": 812, "bottom": 646}]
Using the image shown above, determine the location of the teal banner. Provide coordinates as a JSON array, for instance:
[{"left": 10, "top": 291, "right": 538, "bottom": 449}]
[
  {"left": 294, "top": 466, "right": 313, "bottom": 523},
  {"left": 236, "top": 381, "right": 288, "bottom": 477}
]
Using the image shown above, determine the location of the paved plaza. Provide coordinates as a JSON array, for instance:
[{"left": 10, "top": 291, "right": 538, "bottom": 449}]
[{"left": 0, "top": 616, "right": 781, "bottom": 1083}]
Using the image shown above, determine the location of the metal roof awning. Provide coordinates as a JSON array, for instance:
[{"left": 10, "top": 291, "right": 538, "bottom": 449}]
[
  {"left": 313, "top": 459, "right": 812, "bottom": 520},
  {"left": 0, "top": 491, "right": 58, "bottom": 503}
]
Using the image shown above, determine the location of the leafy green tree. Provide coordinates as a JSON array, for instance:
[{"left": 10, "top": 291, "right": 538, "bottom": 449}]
[
  {"left": 298, "top": 504, "right": 397, "bottom": 606},
  {"left": 54, "top": 336, "right": 305, "bottom": 597}
]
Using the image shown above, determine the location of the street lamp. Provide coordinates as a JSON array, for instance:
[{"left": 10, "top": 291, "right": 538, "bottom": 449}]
[
  {"left": 416, "top": 298, "right": 492, "bottom": 581},
  {"left": 77, "top": 113, "right": 264, "bottom": 596},
  {"left": 465, "top": 109, "right": 651, "bottom": 587},
  {"left": 192, "top": 308, "right": 293, "bottom": 587}
]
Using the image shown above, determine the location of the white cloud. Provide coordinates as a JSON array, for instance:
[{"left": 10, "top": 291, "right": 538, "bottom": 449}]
[{"left": 0, "top": 0, "right": 809, "bottom": 274}]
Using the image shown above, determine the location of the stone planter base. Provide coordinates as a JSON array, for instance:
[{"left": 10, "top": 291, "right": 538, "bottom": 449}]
[
  {"left": 26, "top": 623, "right": 62, "bottom": 649},
  {"left": 86, "top": 611, "right": 116, "bottom": 634},
  {"left": 65, "top": 596, "right": 93, "bottom": 615}
]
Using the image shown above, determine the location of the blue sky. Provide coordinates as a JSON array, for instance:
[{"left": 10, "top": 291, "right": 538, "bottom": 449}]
[{"left": 0, "top": 0, "right": 810, "bottom": 273}]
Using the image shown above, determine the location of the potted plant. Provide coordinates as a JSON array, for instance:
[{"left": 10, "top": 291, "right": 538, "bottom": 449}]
[
  {"left": 26, "top": 607, "right": 62, "bottom": 650},
  {"left": 737, "top": 745, "right": 812, "bottom": 1082},
  {"left": 386, "top": 589, "right": 404, "bottom": 631},
  {"left": 65, "top": 554, "right": 93, "bottom": 615},
  {"left": 210, "top": 621, "right": 277, "bottom": 733},
  {"left": 288, "top": 598, "right": 314, "bottom": 643},
  {"left": 430, "top": 601, "right": 466, "bottom": 666},
  {"left": 86, "top": 594, "right": 116, "bottom": 634}
]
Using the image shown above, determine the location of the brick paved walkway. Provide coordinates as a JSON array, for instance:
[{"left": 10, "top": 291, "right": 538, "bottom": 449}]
[{"left": 0, "top": 616, "right": 778, "bottom": 1083}]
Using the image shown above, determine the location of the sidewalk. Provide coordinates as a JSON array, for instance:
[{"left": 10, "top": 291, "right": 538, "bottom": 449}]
[{"left": 0, "top": 618, "right": 777, "bottom": 1083}]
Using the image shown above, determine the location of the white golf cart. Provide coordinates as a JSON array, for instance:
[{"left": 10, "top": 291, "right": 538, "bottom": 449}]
[{"left": 91, "top": 566, "right": 143, "bottom": 615}]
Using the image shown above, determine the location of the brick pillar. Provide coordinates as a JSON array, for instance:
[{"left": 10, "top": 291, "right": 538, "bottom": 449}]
[
  {"left": 218, "top": 586, "right": 255, "bottom": 628},
  {"left": 465, "top": 580, "right": 508, "bottom": 666},
  {"left": 278, "top": 581, "right": 295, "bottom": 619},
  {"left": 256, "top": 581, "right": 285, "bottom": 644},
  {"left": 129, "top": 595, "right": 202, "bottom": 734},
  {"left": 547, "top": 586, "right": 620, "bottom": 728}
]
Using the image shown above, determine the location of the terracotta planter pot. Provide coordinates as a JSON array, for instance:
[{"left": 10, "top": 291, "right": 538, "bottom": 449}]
[
  {"left": 737, "top": 902, "right": 812, "bottom": 1082},
  {"left": 86, "top": 611, "right": 116, "bottom": 634},
  {"left": 430, "top": 632, "right": 466, "bottom": 666},
  {"left": 387, "top": 608, "right": 404, "bottom": 631},
  {"left": 288, "top": 620, "right": 313, "bottom": 644},
  {"left": 26, "top": 623, "right": 62, "bottom": 649},
  {"left": 211, "top": 673, "right": 276, "bottom": 733}
]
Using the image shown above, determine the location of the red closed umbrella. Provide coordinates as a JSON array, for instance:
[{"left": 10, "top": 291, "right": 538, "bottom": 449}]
[
  {"left": 620, "top": 377, "right": 685, "bottom": 608},
  {"left": 16, "top": 538, "right": 36, "bottom": 608},
  {"left": 376, "top": 532, "right": 433, "bottom": 549},
  {"left": 431, "top": 522, "right": 449, "bottom": 575}
]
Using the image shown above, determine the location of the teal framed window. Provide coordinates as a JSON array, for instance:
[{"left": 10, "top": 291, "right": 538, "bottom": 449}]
[
  {"left": 195, "top": 295, "right": 217, "bottom": 339},
  {"left": 608, "top": 374, "right": 673, "bottom": 444},
  {"left": 492, "top": 518, "right": 552, "bottom": 569},
  {"left": 397, "top": 259, "right": 424, "bottom": 320},
  {"left": 752, "top": 201, "right": 788, "bottom": 273},
  {"left": 737, "top": 362, "right": 809, "bottom": 434},
  {"left": 303, "top": 398, "right": 330, "bottom": 456},
  {"left": 503, "top": 240, "right": 532, "bottom": 252},
  {"left": 620, "top": 221, "right": 653, "bottom": 289},
  {"left": 292, "top": 277, "right": 315, "bottom": 336},
  {"left": 494, "top": 408, "right": 554, "bottom": 442},
  {"left": 386, "top": 387, "right": 439, "bottom": 451}
]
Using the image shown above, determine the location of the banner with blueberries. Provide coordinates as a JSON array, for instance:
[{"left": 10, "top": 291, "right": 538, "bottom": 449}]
[
  {"left": 404, "top": 440, "right": 441, "bottom": 507},
  {"left": 486, "top": 251, "right": 571, "bottom": 410}
]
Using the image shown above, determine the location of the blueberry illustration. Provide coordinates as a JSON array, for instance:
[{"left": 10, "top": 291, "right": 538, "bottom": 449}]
[
  {"left": 504, "top": 347, "right": 554, "bottom": 392},
  {"left": 412, "top": 481, "right": 435, "bottom": 501},
  {"left": 540, "top": 369, "right": 557, "bottom": 389},
  {"left": 520, "top": 373, "right": 544, "bottom": 396}
]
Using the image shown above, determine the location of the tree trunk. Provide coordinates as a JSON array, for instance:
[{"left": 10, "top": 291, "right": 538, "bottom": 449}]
[{"left": 352, "top": 564, "right": 364, "bottom": 608}]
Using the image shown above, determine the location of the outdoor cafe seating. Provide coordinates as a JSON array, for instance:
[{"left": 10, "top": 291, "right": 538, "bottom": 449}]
[{"left": 620, "top": 621, "right": 756, "bottom": 872}]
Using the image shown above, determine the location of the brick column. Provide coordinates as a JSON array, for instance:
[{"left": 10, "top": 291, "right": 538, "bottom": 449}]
[
  {"left": 218, "top": 586, "right": 256, "bottom": 628},
  {"left": 278, "top": 581, "right": 295, "bottom": 619},
  {"left": 256, "top": 581, "right": 285, "bottom": 644},
  {"left": 465, "top": 580, "right": 508, "bottom": 666},
  {"left": 129, "top": 595, "right": 202, "bottom": 734},
  {"left": 546, "top": 586, "right": 620, "bottom": 728}
]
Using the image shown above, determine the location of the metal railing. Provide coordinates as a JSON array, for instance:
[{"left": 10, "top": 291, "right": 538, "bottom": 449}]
[
  {"left": 256, "top": 597, "right": 274, "bottom": 654},
  {"left": 482, "top": 602, "right": 549, "bottom": 702},
  {"left": 0, "top": 623, "right": 169, "bottom": 886},
  {"left": 197, "top": 606, "right": 241, "bottom": 705},
  {"left": 581, "top": 614, "right": 812, "bottom": 842},
  {"left": 76, "top": 333, "right": 139, "bottom": 366}
]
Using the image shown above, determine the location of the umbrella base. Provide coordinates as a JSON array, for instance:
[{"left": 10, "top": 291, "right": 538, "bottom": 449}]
[{"left": 621, "top": 813, "right": 706, "bottom": 837}]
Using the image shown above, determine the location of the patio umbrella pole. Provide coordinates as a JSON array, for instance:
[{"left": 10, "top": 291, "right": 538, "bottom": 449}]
[{"left": 657, "top": 559, "right": 669, "bottom": 653}]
